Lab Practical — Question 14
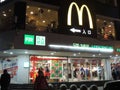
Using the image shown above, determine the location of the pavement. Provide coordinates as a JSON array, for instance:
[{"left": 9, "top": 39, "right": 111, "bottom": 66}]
[{"left": 66, "top": 86, "right": 104, "bottom": 90}]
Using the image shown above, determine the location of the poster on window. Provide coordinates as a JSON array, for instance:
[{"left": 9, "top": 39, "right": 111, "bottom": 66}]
[{"left": 50, "top": 60, "right": 62, "bottom": 79}]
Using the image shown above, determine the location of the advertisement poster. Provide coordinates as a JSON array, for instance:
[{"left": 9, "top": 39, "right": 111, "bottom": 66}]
[{"left": 50, "top": 60, "right": 63, "bottom": 79}]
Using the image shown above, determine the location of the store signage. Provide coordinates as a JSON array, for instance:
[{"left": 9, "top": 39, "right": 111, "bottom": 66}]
[
  {"left": 24, "top": 34, "right": 35, "bottom": 45},
  {"left": 36, "top": 35, "right": 46, "bottom": 46},
  {"left": 73, "top": 43, "right": 113, "bottom": 49},
  {"left": 24, "top": 34, "right": 46, "bottom": 46},
  {"left": 67, "top": 2, "right": 93, "bottom": 35},
  {"left": 116, "top": 48, "right": 120, "bottom": 52},
  {"left": 0, "top": 0, "right": 5, "bottom": 3},
  {"left": 70, "top": 28, "right": 91, "bottom": 35}
]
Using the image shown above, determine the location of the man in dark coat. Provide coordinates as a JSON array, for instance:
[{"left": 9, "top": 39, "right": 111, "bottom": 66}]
[{"left": 0, "top": 69, "right": 11, "bottom": 90}]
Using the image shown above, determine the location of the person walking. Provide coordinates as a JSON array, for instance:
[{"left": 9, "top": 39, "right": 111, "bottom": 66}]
[
  {"left": 0, "top": 69, "right": 11, "bottom": 90},
  {"left": 34, "top": 69, "right": 49, "bottom": 90}
]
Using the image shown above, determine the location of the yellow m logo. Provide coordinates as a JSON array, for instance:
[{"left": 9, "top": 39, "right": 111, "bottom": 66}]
[{"left": 67, "top": 2, "right": 93, "bottom": 29}]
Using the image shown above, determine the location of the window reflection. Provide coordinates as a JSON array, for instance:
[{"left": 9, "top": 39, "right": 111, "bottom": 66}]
[
  {"left": 26, "top": 5, "right": 58, "bottom": 32},
  {"left": 96, "top": 17, "right": 115, "bottom": 40}
]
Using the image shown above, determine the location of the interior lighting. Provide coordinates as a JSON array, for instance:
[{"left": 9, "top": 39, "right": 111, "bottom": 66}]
[
  {"left": 30, "top": 11, "right": 34, "bottom": 15},
  {"left": 42, "top": 20, "right": 45, "bottom": 23},
  {"left": 73, "top": 53, "right": 77, "bottom": 56},
  {"left": 3, "top": 13, "right": 7, "bottom": 16},
  {"left": 27, "top": 6, "right": 30, "bottom": 9},
  {"left": 92, "top": 54, "right": 95, "bottom": 57},
  {"left": 3, "top": 51, "right": 7, "bottom": 53},
  {"left": 25, "top": 51, "right": 28, "bottom": 54},
  {"left": 8, "top": 9, "right": 11, "bottom": 12},
  {"left": 49, "top": 44, "right": 113, "bottom": 53},
  {"left": 108, "top": 25, "right": 112, "bottom": 27},
  {"left": 10, "top": 52, "right": 13, "bottom": 55},
  {"left": 48, "top": 9, "right": 51, "bottom": 12}
]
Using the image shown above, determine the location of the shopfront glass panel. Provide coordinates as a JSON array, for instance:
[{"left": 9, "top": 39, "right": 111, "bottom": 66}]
[
  {"left": 26, "top": 5, "right": 58, "bottom": 32},
  {"left": 68, "top": 58, "right": 105, "bottom": 81},
  {"left": 111, "top": 58, "right": 120, "bottom": 80},
  {"left": 29, "top": 56, "right": 67, "bottom": 83},
  {"left": 29, "top": 56, "right": 105, "bottom": 83}
]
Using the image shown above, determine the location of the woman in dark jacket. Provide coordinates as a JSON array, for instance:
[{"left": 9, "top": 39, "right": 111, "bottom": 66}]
[
  {"left": 34, "top": 69, "right": 49, "bottom": 90},
  {"left": 0, "top": 69, "right": 11, "bottom": 90}
]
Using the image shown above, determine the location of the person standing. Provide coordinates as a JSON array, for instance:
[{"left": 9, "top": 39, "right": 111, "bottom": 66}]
[
  {"left": 34, "top": 69, "right": 49, "bottom": 90},
  {"left": 0, "top": 69, "right": 11, "bottom": 90}
]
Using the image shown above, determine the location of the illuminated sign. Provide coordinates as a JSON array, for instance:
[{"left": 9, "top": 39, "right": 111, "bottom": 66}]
[
  {"left": 0, "top": 0, "right": 5, "bottom": 3},
  {"left": 73, "top": 43, "right": 113, "bottom": 50},
  {"left": 24, "top": 34, "right": 46, "bottom": 46},
  {"left": 116, "top": 48, "right": 120, "bottom": 52},
  {"left": 24, "top": 34, "right": 35, "bottom": 45},
  {"left": 36, "top": 36, "right": 46, "bottom": 46},
  {"left": 67, "top": 2, "right": 93, "bottom": 35}
]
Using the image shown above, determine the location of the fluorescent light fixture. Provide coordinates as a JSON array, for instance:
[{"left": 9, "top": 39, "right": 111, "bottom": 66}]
[{"left": 49, "top": 44, "right": 113, "bottom": 53}]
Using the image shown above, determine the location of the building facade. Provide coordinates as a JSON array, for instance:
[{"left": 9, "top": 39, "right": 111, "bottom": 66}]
[{"left": 0, "top": 0, "right": 120, "bottom": 84}]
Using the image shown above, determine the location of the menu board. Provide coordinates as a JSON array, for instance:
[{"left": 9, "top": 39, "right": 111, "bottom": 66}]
[{"left": 50, "top": 60, "right": 62, "bottom": 79}]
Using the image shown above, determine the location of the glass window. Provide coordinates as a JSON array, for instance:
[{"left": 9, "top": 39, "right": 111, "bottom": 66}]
[
  {"left": 96, "top": 16, "right": 116, "bottom": 40},
  {"left": 29, "top": 56, "right": 106, "bottom": 83},
  {"left": 68, "top": 58, "right": 105, "bottom": 81},
  {"left": 26, "top": 5, "right": 58, "bottom": 32},
  {"left": 29, "top": 56, "right": 67, "bottom": 83},
  {"left": 0, "top": 6, "right": 14, "bottom": 33}
]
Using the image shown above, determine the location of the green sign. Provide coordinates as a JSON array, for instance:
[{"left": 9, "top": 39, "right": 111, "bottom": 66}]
[
  {"left": 24, "top": 34, "right": 35, "bottom": 45},
  {"left": 73, "top": 43, "right": 113, "bottom": 49},
  {"left": 36, "top": 36, "right": 46, "bottom": 46},
  {"left": 116, "top": 48, "right": 120, "bottom": 52}
]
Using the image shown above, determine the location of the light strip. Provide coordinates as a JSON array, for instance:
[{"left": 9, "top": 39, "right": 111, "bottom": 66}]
[{"left": 49, "top": 44, "right": 113, "bottom": 53}]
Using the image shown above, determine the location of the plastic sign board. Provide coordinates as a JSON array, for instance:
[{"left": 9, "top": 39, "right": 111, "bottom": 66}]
[
  {"left": 67, "top": 2, "right": 93, "bottom": 35},
  {"left": 24, "top": 34, "right": 46, "bottom": 46},
  {"left": 24, "top": 34, "right": 35, "bottom": 45},
  {"left": 36, "top": 35, "right": 46, "bottom": 46}
]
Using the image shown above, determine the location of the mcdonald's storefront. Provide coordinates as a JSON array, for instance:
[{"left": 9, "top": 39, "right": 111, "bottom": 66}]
[{"left": 0, "top": 0, "right": 120, "bottom": 84}]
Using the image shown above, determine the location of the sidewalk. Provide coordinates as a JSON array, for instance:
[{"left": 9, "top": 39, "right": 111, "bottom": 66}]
[{"left": 66, "top": 86, "right": 104, "bottom": 90}]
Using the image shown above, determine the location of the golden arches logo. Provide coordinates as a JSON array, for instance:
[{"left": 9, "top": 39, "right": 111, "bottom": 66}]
[{"left": 67, "top": 2, "right": 93, "bottom": 29}]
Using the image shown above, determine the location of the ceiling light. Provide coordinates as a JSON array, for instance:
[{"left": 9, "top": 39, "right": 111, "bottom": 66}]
[
  {"left": 3, "top": 51, "right": 7, "bottom": 53},
  {"left": 30, "top": 11, "right": 34, "bottom": 15},
  {"left": 108, "top": 25, "right": 111, "bottom": 27},
  {"left": 48, "top": 9, "right": 51, "bottom": 12},
  {"left": 8, "top": 9, "right": 11, "bottom": 12},
  {"left": 42, "top": 20, "right": 45, "bottom": 23},
  {"left": 3, "top": 13, "right": 7, "bottom": 16},
  {"left": 10, "top": 52, "right": 13, "bottom": 55},
  {"left": 38, "top": 8, "right": 41, "bottom": 10},
  {"left": 27, "top": 6, "right": 30, "bottom": 9},
  {"left": 73, "top": 53, "right": 76, "bottom": 56},
  {"left": 92, "top": 54, "right": 95, "bottom": 57},
  {"left": 25, "top": 51, "right": 28, "bottom": 54},
  {"left": 50, "top": 52, "right": 54, "bottom": 55},
  {"left": 2, "top": 11, "right": 5, "bottom": 13},
  {"left": 97, "top": 19, "right": 99, "bottom": 22}
]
